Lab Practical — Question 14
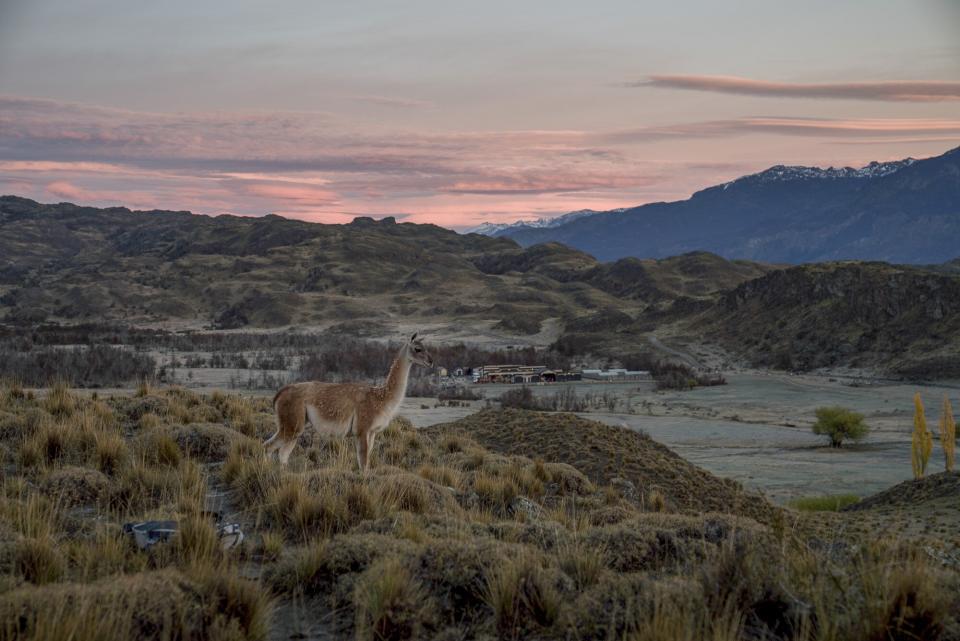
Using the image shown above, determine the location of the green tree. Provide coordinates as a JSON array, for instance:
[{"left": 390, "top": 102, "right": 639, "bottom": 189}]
[{"left": 812, "top": 406, "right": 868, "bottom": 448}]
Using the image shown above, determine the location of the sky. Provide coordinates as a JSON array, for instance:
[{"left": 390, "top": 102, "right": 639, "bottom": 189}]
[{"left": 0, "top": 0, "right": 958, "bottom": 229}]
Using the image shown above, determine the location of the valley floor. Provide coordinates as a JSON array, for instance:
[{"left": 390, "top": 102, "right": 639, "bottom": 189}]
[
  {"left": 397, "top": 372, "right": 960, "bottom": 503},
  {"left": 70, "top": 370, "right": 960, "bottom": 504}
]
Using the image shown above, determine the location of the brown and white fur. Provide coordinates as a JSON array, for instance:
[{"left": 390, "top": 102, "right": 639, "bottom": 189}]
[{"left": 264, "top": 333, "right": 433, "bottom": 470}]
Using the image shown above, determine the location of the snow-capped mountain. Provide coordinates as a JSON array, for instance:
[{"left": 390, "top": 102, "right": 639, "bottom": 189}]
[
  {"left": 496, "top": 146, "right": 960, "bottom": 264},
  {"left": 464, "top": 209, "right": 622, "bottom": 236},
  {"left": 721, "top": 158, "right": 917, "bottom": 189}
]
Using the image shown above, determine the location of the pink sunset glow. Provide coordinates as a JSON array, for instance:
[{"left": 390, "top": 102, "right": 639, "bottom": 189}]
[{"left": 1, "top": 2, "right": 957, "bottom": 229}]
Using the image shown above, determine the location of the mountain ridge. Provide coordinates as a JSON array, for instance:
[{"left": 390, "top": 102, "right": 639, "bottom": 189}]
[{"left": 493, "top": 146, "right": 960, "bottom": 264}]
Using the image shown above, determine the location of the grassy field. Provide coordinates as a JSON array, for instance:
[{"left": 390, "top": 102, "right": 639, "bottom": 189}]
[{"left": 0, "top": 380, "right": 958, "bottom": 640}]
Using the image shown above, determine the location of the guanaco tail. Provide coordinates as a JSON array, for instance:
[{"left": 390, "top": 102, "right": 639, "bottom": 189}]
[{"left": 264, "top": 333, "right": 433, "bottom": 470}]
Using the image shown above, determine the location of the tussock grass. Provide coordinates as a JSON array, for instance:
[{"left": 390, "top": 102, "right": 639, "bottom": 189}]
[
  {"left": 483, "top": 550, "right": 560, "bottom": 636},
  {"left": 42, "top": 380, "right": 75, "bottom": 417},
  {"left": 13, "top": 536, "right": 65, "bottom": 584},
  {"left": 0, "top": 568, "right": 270, "bottom": 641},
  {"left": 136, "top": 429, "right": 183, "bottom": 467},
  {"left": 473, "top": 470, "right": 519, "bottom": 514},
  {"left": 1, "top": 388, "right": 957, "bottom": 641},
  {"left": 354, "top": 557, "right": 428, "bottom": 641},
  {"left": 416, "top": 463, "right": 462, "bottom": 490},
  {"left": 557, "top": 540, "right": 607, "bottom": 589},
  {"left": 94, "top": 429, "right": 130, "bottom": 475}
]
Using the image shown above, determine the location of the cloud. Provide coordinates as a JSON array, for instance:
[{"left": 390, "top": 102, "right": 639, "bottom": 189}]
[
  {"left": 638, "top": 75, "right": 960, "bottom": 102},
  {"left": 2, "top": 94, "right": 958, "bottom": 227},
  {"left": 604, "top": 117, "right": 960, "bottom": 143},
  {"left": 350, "top": 95, "right": 435, "bottom": 110},
  {"left": 46, "top": 180, "right": 107, "bottom": 201},
  {"left": 240, "top": 181, "right": 340, "bottom": 206}
]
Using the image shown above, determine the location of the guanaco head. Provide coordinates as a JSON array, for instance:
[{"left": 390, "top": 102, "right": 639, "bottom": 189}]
[{"left": 406, "top": 332, "right": 433, "bottom": 367}]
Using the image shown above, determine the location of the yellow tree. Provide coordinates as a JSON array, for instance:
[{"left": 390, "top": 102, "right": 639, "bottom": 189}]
[
  {"left": 912, "top": 392, "right": 933, "bottom": 479},
  {"left": 940, "top": 395, "right": 956, "bottom": 472}
]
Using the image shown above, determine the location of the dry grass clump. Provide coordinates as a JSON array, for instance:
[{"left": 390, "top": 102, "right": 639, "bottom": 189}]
[
  {"left": 18, "top": 418, "right": 99, "bottom": 470},
  {"left": 40, "top": 466, "right": 113, "bottom": 506},
  {"left": 371, "top": 472, "right": 459, "bottom": 516},
  {"left": 94, "top": 428, "right": 130, "bottom": 475},
  {"left": 222, "top": 440, "right": 281, "bottom": 504},
  {"left": 11, "top": 536, "right": 65, "bottom": 584},
  {"left": 472, "top": 470, "right": 519, "bottom": 515},
  {"left": 1, "top": 390, "right": 957, "bottom": 641},
  {"left": 269, "top": 477, "right": 351, "bottom": 539},
  {"left": 66, "top": 529, "right": 147, "bottom": 582},
  {"left": 42, "top": 380, "right": 75, "bottom": 417},
  {"left": 109, "top": 458, "right": 203, "bottom": 514},
  {"left": 171, "top": 512, "right": 220, "bottom": 564},
  {"left": 169, "top": 422, "right": 249, "bottom": 462},
  {"left": 354, "top": 557, "right": 428, "bottom": 641},
  {"left": 416, "top": 464, "right": 462, "bottom": 490},
  {"left": 483, "top": 550, "right": 561, "bottom": 636},
  {"left": 134, "top": 428, "right": 183, "bottom": 467},
  {"left": 0, "top": 379, "right": 26, "bottom": 406},
  {"left": 557, "top": 539, "right": 607, "bottom": 589},
  {"left": 267, "top": 534, "right": 419, "bottom": 599},
  {"left": 0, "top": 568, "right": 270, "bottom": 641}
]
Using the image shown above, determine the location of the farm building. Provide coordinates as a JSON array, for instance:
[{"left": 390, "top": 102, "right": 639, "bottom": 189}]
[
  {"left": 474, "top": 364, "right": 545, "bottom": 384},
  {"left": 580, "top": 368, "right": 650, "bottom": 381},
  {"left": 473, "top": 365, "right": 582, "bottom": 384}
]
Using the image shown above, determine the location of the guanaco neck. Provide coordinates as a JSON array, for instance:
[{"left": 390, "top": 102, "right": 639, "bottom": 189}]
[{"left": 380, "top": 347, "right": 412, "bottom": 409}]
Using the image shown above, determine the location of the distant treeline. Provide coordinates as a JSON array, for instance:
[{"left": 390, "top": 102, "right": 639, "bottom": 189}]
[
  {"left": 0, "top": 345, "right": 155, "bottom": 387},
  {"left": 0, "top": 322, "right": 570, "bottom": 387},
  {"left": 1, "top": 324, "right": 570, "bottom": 372},
  {"left": 0, "top": 323, "right": 330, "bottom": 351},
  {"left": 296, "top": 340, "right": 569, "bottom": 383}
]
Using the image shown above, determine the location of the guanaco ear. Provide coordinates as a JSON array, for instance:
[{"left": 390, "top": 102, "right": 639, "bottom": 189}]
[{"left": 410, "top": 331, "right": 419, "bottom": 342}]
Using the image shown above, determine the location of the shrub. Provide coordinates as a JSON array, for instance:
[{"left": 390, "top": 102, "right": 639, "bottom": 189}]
[
  {"left": 437, "top": 386, "right": 483, "bottom": 402},
  {"left": 812, "top": 406, "right": 868, "bottom": 448},
  {"left": 788, "top": 494, "right": 860, "bottom": 512},
  {"left": 0, "top": 345, "right": 154, "bottom": 387},
  {"left": 498, "top": 386, "right": 539, "bottom": 410}
]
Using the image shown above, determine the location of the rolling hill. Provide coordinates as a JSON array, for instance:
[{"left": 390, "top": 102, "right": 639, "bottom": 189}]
[
  {"left": 496, "top": 146, "right": 960, "bottom": 264},
  {"left": 3, "top": 196, "right": 960, "bottom": 377},
  {"left": 0, "top": 196, "right": 771, "bottom": 339}
]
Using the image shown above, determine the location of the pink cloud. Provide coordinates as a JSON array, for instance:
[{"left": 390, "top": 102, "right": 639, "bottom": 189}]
[
  {"left": 1, "top": 94, "right": 957, "bottom": 229},
  {"left": 46, "top": 180, "right": 101, "bottom": 201},
  {"left": 242, "top": 182, "right": 340, "bottom": 206},
  {"left": 640, "top": 75, "right": 960, "bottom": 102}
]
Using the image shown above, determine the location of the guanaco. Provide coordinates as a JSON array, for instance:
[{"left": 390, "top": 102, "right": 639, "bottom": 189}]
[{"left": 265, "top": 333, "right": 433, "bottom": 470}]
